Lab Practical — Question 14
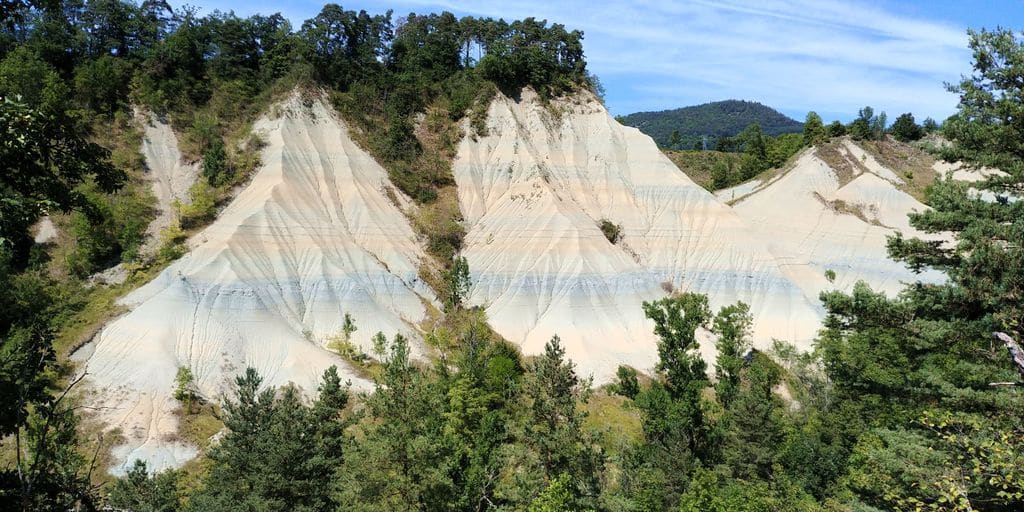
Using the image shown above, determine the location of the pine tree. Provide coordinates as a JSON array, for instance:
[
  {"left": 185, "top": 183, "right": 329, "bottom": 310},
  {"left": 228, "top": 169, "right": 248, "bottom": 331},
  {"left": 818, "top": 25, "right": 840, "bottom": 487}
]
[
  {"left": 521, "top": 335, "right": 602, "bottom": 507},
  {"left": 669, "top": 129, "right": 682, "bottom": 149},
  {"left": 890, "top": 113, "right": 922, "bottom": 142},
  {"left": 802, "top": 111, "right": 826, "bottom": 146}
]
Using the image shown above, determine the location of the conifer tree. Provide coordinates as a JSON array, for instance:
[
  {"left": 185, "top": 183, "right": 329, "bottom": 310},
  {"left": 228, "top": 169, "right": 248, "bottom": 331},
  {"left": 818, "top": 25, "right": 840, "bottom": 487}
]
[{"left": 802, "top": 111, "right": 826, "bottom": 146}]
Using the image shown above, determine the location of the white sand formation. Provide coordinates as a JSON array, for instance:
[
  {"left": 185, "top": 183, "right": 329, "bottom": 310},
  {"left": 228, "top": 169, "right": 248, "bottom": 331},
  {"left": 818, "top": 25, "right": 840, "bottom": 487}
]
[
  {"left": 137, "top": 111, "right": 200, "bottom": 251},
  {"left": 78, "top": 93, "right": 432, "bottom": 475},
  {"left": 454, "top": 90, "right": 826, "bottom": 382},
  {"left": 33, "top": 217, "right": 57, "bottom": 244},
  {"left": 722, "top": 141, "right": 945, "bottom": 304},
  {"left": 931, "top": 160, "right": 1014, "bottom": 203},
  {"left": 80, "top": 89, "right": 951, "bottom": 474},
  {"left": 455, "top": 92, "right": 943, "bottom": 382}
]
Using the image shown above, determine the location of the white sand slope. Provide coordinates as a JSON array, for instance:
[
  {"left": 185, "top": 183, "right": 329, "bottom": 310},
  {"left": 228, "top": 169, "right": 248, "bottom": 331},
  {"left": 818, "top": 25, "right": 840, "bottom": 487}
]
[
  {"left": 933, "top": 160, "right": 1008, "bottom": 183},
  {"left": 33, "top": 217, "right": 57, "bottom": 244},
  {"left": 726, "top": 143, "right": 944, "bottom": 301},
  {"left": 454, "top": 91, "right": 824, "bottom": 382},
  {"left": 137, "top": 111, "right": 199, "bottom": 250},
  {"left": 79, "top": 94, "right": 432, "bottom": 475}
]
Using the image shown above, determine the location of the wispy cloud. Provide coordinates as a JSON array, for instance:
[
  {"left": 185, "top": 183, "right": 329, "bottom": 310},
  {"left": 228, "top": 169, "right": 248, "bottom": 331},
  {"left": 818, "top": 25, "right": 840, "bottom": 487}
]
[{"left": 177, "top": 0, "right": 977, "bottom": 121}]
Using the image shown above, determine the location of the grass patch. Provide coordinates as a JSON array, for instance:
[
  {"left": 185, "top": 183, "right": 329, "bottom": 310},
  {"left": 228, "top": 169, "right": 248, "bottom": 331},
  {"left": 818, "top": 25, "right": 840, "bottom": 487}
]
[
  {"left": 584, "top": 391, "right": 643, "bottom": 456},
  {"left": 812, "top": 138, "right": 862, "bottom": 187},
  {"left": 327, "top": 334, "right": 384, "bottom": 382},
  {"left": 857, "top": 137, "right": 937, "bottom": 202},
  {"left": 412, "top": 186, "right": 465, "bottom": 263},
  {"left": 584, "top": 390, "right": 643, "bottom": 494},
  {"left": 177, "top": 402, "right": 224, "bottom": 451},
  {"left": 663, "top": 150, "right": 743, "bottom": 191},
  {"left": 815, "top": 136, "right": 937, "bottom": 203},
  {"left": 812, "top": 193, "right": 887, "bottom": 228}
]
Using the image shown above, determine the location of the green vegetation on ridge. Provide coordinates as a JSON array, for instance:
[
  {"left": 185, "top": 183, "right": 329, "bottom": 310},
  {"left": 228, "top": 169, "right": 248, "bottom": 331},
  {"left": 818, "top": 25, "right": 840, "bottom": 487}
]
[
  {"left": 619, "top": 99, "right": 803, "bottom": 150},
  {"left": 665, "top": 105, "right": 939, "bottom": 192}
]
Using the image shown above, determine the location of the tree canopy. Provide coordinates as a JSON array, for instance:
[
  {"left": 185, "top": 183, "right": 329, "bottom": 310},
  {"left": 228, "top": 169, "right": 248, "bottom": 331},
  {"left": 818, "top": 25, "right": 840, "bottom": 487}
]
[{"left": 620, "top": 99, "right": 804, "bottom": 150}]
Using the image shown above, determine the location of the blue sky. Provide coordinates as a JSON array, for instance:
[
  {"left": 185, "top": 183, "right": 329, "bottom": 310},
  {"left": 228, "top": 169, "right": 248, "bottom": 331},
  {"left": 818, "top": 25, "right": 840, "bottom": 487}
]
[{"left": 171, "top": 0, "right": 1024, "bottom": 123}]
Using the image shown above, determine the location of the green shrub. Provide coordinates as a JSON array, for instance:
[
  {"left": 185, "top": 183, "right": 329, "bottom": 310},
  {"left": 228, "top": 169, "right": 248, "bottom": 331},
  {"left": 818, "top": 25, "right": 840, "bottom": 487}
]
[
  {"left": 202, "top": 139, "right": 229, "bottom": 186},
  {"left": 65, "top": 183, "right": 153, "bottom": 276},
  {"left": 599, "top": 219, "right": 623, "bottom": 244},
  {"left": 610, "top": 365, "right": 640, "bottom": 399},
  {"left": 177, "top": 181, "right": 218, "bottom": 229},
  {"left": 185, "top": 112, "right": 221, "bottom": 159},
  {"left": 157, "top": 224, "right": 187, "bottom": 263}
]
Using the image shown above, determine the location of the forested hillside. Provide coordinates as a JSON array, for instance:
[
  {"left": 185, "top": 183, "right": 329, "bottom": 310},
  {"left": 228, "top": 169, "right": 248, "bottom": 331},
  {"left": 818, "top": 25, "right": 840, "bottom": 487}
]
[
  {"left": 619, "top": 99, "right": 803, "bottom": 149},
  {"left": 0, "top": 1, "right": 1022, "bottom": 511}
]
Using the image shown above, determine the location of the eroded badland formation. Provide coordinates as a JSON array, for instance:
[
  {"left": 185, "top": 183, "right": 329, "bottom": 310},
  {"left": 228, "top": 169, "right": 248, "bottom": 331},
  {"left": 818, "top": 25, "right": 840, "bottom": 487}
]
[{"left": 74, "top": 88, "right": 957, "bottom": 474}]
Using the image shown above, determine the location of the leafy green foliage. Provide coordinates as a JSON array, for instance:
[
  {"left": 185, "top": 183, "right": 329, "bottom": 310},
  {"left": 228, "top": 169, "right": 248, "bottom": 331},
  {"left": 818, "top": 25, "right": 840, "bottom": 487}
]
[
  {"left": 610, "top": 365, "right": 640, "bottom": 399},
  {"left": 331, "top": 324, "right": 601, "bottom": 510},
  {"left": 0, "top": 257, "right": 57, "bottom": 438},
  {"left": 642, "top": 293, "right": 710, "bottom": 398},
  {"left": 475, "top": 18, "right": 586, "bottom": 98},
  {"left": 1, "top": 382, "right": 97, "bottom": 510},
  {"left": 522, "top": 336, "right": 603, "bottom": 505},
  {"left": 662, "top": 149, "right": 742, "bottom": 191},
  {"left": 65, "top": 180, "right": 152, "bottom": 276},
  {"left": 201, "top": 138, "right": 229, "bottom": 186},
  {"left": 814, "top": 27, "right": 1024, "bottom": 511},
  {"left": 299, "top": 5, "right": 391, "bottom": 90},
  {"left": 0, "top": 97, "right": 124, "bottom": 265},
  {"left": 0, "top": 58, "right": 128, "bottom": 506},
  {"left": 665, "top": 122, "right": 806, "bottom": 190},
  {"left": 6, "top": 3, "right": 1024, "bottom": 511},
  {"left": 106, "top": 460, "right": 182, "bottom": 512},
  {"left": 848, "top": 105, "right": 887, "bottom": 141},
  {"left": 890, "top": 112, "right": 924, "bottom": 142},
  {"left": 711, "top": 302, "right": 752, "bottom": 409},
  {"left": 677, "top": 467, "right": 822, "bottom": 512},
  {"left": 173, "top": 366, "right": 197, "bottom": 407},
  {"left": 827, "top": 120, "right": 847, "bottom": 138}
]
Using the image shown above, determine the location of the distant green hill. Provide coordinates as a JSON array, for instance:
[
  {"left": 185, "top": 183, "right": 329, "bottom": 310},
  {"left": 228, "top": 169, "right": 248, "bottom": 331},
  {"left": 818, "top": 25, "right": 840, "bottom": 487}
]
[{"left": 619, "top": 100, "right": 803, "bottom": 149}]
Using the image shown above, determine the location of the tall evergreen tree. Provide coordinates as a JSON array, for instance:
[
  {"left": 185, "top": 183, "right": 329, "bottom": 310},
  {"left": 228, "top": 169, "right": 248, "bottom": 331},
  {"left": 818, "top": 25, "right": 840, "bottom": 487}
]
[
  {"left": 521, "top": 336, "right": 602, "bottom": 505},
  {"left": 802, "top": 111, "right": 826, "bottom": 146},
  {"left": 890, "top": 112, "right": 923, "bottom": 142},
  {"left": 190, "top": 367, "right": 350, "bottom": 511}
]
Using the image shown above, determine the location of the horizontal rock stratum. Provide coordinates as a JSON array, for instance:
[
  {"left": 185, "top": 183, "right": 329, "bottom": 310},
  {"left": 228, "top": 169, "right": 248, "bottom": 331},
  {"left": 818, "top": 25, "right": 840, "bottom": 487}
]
[{"left": 80, "top": 89, "right": 943, "bottom": 474}]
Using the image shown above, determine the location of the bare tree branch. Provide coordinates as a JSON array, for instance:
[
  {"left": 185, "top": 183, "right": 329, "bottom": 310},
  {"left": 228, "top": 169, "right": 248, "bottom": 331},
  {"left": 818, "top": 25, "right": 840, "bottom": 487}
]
[{"left": 993, "top": 331, "right": 1024, "bottom": 378}]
